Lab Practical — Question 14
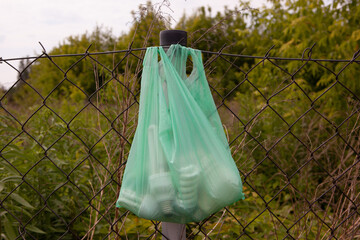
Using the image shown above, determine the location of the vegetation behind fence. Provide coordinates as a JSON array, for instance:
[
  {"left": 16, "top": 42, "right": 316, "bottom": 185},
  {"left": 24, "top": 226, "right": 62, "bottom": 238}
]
[{"left": 1, "top": 1, "right": 360, "bottom": 239}]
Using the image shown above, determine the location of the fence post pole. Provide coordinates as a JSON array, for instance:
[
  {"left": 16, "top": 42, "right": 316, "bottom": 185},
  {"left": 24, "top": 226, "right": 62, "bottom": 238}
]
[
  {"left": 162, "top": 222, "right": 186, "bottom": 240},
  {"left": 159, "top": 29, "right": 187, "bottom": 240}
]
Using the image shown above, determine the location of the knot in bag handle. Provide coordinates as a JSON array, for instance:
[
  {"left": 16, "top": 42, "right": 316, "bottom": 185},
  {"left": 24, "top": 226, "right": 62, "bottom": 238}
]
[{"left": 158, "top": 44, "right": 204, "bottom": 83}]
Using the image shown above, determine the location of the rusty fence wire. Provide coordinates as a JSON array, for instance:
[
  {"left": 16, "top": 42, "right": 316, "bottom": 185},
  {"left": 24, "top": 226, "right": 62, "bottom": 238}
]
[{"left": 0, "top": 45, "right": 360, "bottom": 240}]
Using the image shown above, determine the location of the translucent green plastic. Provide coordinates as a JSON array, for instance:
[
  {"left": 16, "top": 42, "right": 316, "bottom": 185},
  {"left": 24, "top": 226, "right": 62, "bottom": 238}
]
[{"left": 116, "top": 44, "right": 244, "bottom": 223}]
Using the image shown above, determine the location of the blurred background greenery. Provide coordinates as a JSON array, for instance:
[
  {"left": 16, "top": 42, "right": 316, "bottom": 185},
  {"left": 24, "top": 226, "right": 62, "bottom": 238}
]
[{"left": 1, "top": 0, "right": 359, "bottom": 239}]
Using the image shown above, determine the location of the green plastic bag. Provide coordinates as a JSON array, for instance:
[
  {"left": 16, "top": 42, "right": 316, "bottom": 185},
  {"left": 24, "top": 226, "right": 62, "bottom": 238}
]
[{"left": 116, "top": 44, "right": 244, "bottom": 223}]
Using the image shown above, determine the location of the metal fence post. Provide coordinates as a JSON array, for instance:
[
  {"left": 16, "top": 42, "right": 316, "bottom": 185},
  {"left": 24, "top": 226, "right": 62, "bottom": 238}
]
[
  {"left": 162, "top": 222, "right": 186, "bottom": 240},
  {"left": 159, "top": 29, "right": 187, "bottom": 240}
]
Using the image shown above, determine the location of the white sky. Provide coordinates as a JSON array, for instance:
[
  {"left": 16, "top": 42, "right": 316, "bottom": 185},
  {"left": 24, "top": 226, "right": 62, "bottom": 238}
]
[{"left": 0, "top": 0, "right": 268, "bottom": 89}]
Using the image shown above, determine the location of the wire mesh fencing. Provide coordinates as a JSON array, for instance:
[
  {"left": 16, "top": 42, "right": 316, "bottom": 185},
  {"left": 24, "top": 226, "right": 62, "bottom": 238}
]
[{"left": 0, "top": 44, "right": 360, "bottom": 240}]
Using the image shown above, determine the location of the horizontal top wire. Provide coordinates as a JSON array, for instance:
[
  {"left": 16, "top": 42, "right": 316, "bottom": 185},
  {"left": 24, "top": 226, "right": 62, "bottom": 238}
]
[{"left": 1, "top": 46, "right": 359, "bottom": 63}]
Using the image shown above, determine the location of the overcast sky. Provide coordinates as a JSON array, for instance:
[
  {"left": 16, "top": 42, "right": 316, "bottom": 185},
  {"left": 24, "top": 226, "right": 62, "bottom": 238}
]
[{"left": 0, "top": 0, "right": 267, "bottom": 89}]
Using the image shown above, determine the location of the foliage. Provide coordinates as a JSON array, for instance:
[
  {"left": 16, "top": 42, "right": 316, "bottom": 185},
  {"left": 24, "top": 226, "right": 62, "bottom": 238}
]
[{"left": 1, "top": 0, "right": 360, "bottom": 239}]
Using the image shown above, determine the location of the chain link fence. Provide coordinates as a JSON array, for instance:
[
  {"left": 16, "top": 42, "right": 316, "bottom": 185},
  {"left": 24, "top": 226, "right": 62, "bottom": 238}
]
[{"left": 0, "top": 44, "right": 359, "bottom": 239}]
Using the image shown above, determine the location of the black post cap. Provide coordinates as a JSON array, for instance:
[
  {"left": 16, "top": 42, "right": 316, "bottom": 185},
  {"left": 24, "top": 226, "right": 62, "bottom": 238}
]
[{"left": 160, "top": 30, "right": 187, "bottom": 47}]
